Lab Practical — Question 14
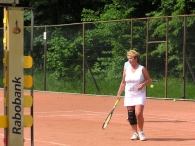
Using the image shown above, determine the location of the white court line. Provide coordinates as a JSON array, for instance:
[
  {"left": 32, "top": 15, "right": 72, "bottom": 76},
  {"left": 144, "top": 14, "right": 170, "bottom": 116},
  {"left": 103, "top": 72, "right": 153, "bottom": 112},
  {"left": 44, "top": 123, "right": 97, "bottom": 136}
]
[
  {"left": 25, "top": 138, "right": 70, "bottom": 146},
  {"left": 0, "top": 111, "right": 74, "bottom": 115},
  {"left": 1, "top": 110, "right": 195, "bottom": 123},
  {"left": 76, "top": 110, "right": 195, "bottom": 123},
  {"left": 35, "top": 110, "right": 195, "bottom": 123},
  {"left": 0, "top": 134, "right": 70, "bottom": 146},
  {"left": 34, "top": 111, "right": 74, "bottom": 114},
  {"left": 37, "top": 113, "right": 102, "bottom": 118}
]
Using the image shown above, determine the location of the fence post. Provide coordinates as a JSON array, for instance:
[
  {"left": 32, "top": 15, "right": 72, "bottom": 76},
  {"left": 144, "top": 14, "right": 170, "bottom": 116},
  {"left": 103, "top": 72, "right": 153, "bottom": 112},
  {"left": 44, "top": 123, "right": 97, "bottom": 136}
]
[
  {"left": 130, "top": 19, "right": 133, "bottom": 49},
  {"left": 30, "top": 8, "right": 34, "bottom": 146},
  {"left": 146, "top": 18, "right": 149, "bottom": 97},
  {"left": 182, "top": 15, "right": 187, "bottom": 99},
  {"left": 82, "top": 23, "right": 86, "bottom": 94},
  {"left": 43, "top": 25, "right": 47, "bottom": 91},
  {"left": 165, "top": 17, "right": 169, "bottom": 98}
]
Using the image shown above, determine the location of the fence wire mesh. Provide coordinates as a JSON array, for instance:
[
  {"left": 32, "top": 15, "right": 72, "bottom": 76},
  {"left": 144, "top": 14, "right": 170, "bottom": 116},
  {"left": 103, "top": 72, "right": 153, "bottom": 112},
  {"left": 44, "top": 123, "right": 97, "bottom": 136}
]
[{"left": 1, "top": 15, "right": 195, "bottom": 99}]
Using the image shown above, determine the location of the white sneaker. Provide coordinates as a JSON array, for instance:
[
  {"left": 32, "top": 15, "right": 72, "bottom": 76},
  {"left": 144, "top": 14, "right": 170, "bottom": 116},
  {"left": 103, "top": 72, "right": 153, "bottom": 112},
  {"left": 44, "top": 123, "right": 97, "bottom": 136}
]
[
  {"left": 131, "top": 132, "right": 138, "bottom": 140},
  {"left": 138, "top": 131, "right": 146, "bottom": 141}
]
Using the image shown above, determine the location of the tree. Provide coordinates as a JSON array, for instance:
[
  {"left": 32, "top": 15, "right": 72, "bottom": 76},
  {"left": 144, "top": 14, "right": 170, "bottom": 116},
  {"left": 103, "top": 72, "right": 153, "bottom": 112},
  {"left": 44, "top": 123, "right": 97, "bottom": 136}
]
[{"left": 146, "top": 0, "right": 195, "bottom": 76}]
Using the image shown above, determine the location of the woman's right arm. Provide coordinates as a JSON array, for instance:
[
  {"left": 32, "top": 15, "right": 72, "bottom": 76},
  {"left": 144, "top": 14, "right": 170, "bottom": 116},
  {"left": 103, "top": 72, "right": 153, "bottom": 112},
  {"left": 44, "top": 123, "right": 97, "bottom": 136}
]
[{"left": 117, "top": 68, "right": 126, "bottom": 97}]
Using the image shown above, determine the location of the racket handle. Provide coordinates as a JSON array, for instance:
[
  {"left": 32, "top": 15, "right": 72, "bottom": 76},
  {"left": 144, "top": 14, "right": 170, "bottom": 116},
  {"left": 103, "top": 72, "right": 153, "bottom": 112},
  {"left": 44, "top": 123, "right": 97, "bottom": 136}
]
[{"left": 114, "top": 98, "right": 120, "bottom": 106}]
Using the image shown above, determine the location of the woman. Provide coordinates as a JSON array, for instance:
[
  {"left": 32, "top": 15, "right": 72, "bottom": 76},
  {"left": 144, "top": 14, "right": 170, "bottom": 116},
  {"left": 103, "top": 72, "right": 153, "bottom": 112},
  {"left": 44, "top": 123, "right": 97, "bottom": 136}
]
[{"left": 117, "top": 50, "right": 152, "bottom": 141}]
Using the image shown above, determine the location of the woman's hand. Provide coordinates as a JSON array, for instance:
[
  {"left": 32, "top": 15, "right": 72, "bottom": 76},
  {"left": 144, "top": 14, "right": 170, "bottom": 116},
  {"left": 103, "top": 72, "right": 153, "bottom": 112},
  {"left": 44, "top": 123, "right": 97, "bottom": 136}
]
[{"left": 138, "top": 84, "right": 144, "bottom": 90}]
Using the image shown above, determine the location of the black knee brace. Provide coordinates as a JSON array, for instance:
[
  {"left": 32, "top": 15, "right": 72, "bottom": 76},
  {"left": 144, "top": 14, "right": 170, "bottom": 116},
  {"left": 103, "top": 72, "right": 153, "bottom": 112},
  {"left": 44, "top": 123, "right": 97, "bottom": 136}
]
[{"left": 127, "top": 110, "right": 137, "bottom": 125}]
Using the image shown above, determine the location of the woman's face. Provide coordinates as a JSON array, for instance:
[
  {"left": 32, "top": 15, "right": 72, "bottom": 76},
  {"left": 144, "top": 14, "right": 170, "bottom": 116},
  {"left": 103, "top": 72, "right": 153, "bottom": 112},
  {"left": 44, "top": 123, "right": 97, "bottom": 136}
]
[{"left": 127, "top": 55, "right": 137, "bottom": 65}]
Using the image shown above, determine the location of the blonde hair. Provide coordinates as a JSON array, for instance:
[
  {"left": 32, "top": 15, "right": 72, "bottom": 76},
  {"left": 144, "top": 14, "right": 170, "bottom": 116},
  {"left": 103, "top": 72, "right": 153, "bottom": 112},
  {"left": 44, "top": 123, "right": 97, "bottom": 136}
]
[{"left": 127, "top": 50, "right": 140, "bottom": 63}]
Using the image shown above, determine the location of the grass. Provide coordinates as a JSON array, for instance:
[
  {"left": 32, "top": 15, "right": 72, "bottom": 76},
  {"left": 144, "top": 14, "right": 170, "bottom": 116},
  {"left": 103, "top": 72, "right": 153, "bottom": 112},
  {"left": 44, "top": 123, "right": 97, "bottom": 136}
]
[
  {"left": 0, "top": 70, "right": 195, "bottom": 100},
  {"left": 147, "top": 77, "right": 195, "bottom": 99}
]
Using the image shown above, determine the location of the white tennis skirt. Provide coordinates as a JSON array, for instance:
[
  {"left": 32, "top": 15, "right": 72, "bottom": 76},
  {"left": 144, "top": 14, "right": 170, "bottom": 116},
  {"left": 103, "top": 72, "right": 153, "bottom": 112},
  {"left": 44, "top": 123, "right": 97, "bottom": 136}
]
[{"left": 124, "top": 91, "right": 146, "bottom": 106}]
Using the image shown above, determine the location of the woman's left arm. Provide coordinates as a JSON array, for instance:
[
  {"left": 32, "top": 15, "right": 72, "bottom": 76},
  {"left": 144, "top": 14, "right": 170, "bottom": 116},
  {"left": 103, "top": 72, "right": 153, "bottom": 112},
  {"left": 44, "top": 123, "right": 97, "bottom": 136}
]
[{"left": 138, "top": 67, "right": 152, "bottom": 90}]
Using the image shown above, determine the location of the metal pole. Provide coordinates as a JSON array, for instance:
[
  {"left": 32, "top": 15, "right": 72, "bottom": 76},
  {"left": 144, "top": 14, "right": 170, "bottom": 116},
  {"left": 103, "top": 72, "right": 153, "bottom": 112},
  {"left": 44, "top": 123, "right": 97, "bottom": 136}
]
[
  {"left": 146, "top": 18, "right": 149, "bottom": 70},
  {"left": 44, "top": 26, "right": 47, "bottom": 91},
  {"left": 83, "top": 23, "right": 86, "bottom": 94},
  {"left": 182, "top": 15, "right": 187, "bottom": 99},
  {"left": 30, "top": 8, "right": 34, "bottom": 146},
  {"left": 147, "top": 41, "right": 166, "bottom": 43},
  {"left": 165, "top": 17, "right": 169, "bottom": 98},
  {"left": 130, "top": 19, "right": 133, "bottom": 49},
  {"left": 146, "top": 18, "right": 149, "bottom": 97}
]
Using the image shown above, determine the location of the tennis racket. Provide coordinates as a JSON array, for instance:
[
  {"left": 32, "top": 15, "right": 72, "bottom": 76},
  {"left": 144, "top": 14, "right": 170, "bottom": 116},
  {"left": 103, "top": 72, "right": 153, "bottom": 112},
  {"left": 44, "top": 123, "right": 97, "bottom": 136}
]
[{"left": 102, "top": 98, "right": 121, "bottom": 130}]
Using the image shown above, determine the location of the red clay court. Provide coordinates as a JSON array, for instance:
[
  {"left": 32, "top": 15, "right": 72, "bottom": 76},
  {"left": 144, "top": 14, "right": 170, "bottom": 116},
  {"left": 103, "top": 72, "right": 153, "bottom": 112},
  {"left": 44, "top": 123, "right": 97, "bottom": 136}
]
[{"left": 0, "top": 89, "right": 195, "bottom": 146}]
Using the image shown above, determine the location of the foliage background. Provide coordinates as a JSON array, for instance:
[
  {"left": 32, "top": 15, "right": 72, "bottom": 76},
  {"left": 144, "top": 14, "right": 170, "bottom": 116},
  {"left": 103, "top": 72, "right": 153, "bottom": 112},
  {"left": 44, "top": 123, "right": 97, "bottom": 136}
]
[{"left": 0, "top": 0, "right": 195, "bottom": 99}]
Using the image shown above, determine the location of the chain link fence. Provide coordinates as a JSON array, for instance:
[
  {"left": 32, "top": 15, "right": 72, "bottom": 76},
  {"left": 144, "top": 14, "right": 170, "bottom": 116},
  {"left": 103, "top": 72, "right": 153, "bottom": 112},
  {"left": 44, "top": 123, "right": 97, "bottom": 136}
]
[{"left": 1, "top": 15, "right": 195, "bottom": 99}]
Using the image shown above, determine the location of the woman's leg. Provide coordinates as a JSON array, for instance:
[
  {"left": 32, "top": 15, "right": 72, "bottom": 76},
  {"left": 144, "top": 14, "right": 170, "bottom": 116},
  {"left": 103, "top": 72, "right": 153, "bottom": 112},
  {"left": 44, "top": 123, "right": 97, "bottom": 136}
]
[
  {"left": 135, "top": 105, "right": 144, "bottom": 132},
  {"left": 127, "top": 106, "right": 137, "bottom": 133},
  {"left": 135, "top": 105, "right": 146, "bottom": 141}
]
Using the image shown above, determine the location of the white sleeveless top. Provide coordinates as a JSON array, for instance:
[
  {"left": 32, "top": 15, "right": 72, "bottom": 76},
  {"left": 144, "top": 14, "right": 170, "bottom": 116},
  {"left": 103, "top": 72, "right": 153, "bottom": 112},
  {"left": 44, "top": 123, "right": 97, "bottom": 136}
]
[{"left": 124, "top": 65, "right": 146, "bottom": 106}]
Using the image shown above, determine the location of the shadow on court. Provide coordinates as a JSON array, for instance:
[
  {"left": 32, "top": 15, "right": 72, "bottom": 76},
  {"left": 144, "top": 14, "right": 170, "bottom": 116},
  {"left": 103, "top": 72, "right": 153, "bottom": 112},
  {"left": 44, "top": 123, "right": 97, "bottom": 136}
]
[
  {"left": 146, "top": 120, "right": 187, "bottom": 123},
  {"left": 148, "top": 138, "right": 195, "bottom": 141}
]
